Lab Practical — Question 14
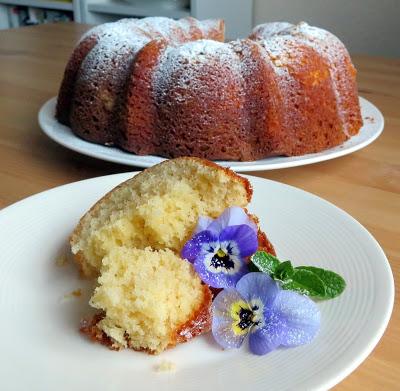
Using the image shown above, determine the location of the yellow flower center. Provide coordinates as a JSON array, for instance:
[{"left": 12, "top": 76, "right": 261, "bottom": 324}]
[
  {"left": 230, "top": 300, "right": 256, "bottom": 336},
  {"left": 216, "top": 249, "right": 226, "bottom": 258}
]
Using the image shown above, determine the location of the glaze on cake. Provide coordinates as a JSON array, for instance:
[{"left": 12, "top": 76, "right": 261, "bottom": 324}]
[{"left": 57, "top": 17, "right": 362, "bottom": 161}]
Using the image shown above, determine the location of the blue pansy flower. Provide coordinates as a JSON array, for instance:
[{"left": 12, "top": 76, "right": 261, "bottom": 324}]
[
  {"left": 212, "top": 273, "right": 321, "bottom": 355},
  {"left": 182, "top": 207, "right": 258, "bottom": 289}
]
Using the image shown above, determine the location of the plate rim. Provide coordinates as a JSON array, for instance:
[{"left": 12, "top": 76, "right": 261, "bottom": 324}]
[
  {"left": 38, "top": 97, "right": 384, "bottom": 172},
  {"left": 0, "top": 173, "right": 394, "bottom": 390}
]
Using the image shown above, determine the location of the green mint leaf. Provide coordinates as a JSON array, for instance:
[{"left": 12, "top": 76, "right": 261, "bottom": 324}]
[
  {"left": 249, "top": 251, "right": 345, "bottom": 301},
  {"left": 275, "top": 260, "right": 294, "bottom": 281},
  {"left": 249, "top": 251, "right": 281, "bottom": 275},
  {"left": 296, "top": 266, "right": 346, "bottom": 299},
  {"left": 281, "top": 269, "right": 326, "bottom": 297}
]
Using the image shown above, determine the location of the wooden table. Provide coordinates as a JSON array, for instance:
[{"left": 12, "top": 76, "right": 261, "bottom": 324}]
[{"left": 0, "top": 23, "right": 399, "bottom": 390}]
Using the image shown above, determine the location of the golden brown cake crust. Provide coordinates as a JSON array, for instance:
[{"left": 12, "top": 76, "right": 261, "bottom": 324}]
[
  {"left": 117, "top": 39, "right": 168, "bottom": 154},
  {"left": 174, "top": 284, "right": 213, "bottom": 345},
  {"left": 80, "top": 312, "right": 119, "bottom": 350},
  {"left": 56, "top": 33, "right": 98, "bottom": 125}
]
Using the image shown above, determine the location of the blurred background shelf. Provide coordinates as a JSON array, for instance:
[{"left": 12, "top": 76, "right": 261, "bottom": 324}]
[
  {"left": 83, "top": 0, "right": 251, "bottom": 38},
  {"left": 0, "top": 1, "right": 398, "bottom": 57},
  {"left": 0, "top": 0, "right": 73, "bottom": 11},
  {"left": 87, "top": 0, "right": 190, "bottom": 19},
  {"left": 0, "top": 0, "right": 79, "bottom": 27},
  {"left": 0, "top": 0, "right": 252, "bottom": 40}
]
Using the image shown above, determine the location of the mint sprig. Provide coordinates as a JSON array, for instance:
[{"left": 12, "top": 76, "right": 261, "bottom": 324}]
[
  {"left": 295, "top": 266, "right": 346, "bottom": 299},
  {"left": 249, "top": 251, "right": 346, "bottom": 300}
]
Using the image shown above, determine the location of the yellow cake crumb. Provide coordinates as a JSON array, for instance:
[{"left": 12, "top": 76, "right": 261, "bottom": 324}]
[
  {"left": 90, "top": 246, "right": 206, "bottom": 354},
  {"left": 154, "top": 360, "right": 177, "bottom": 373}
]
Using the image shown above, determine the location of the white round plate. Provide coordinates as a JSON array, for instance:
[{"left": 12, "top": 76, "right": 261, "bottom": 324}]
[
  {"left": 0, "top": 173, "right": 393, "bottom": 390},
  {"left": 39, "top": 97, "right": 384, "bottom": 172}
]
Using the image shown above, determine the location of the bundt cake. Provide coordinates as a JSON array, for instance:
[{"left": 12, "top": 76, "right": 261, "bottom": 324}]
[
  {"left": 57, "top": 17, "right": 362, "bottom": 161},
  {"left": 72, "top": 157, "right": 275, "bottom": 353},
  {"left": 57, "top": 17, "right": 224, "bottom": 146}
]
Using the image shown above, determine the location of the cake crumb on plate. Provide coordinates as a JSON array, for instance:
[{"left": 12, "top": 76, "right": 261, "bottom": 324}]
[{"left": 154, "top": 360, "right": 177, "bottom": 373}]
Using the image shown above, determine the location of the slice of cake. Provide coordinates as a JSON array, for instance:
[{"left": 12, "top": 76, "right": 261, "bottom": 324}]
[
  {"left": 72, "top": 157, "right": 275, "bottom": 354},
  {"left": 70, "top": 157, "right": 253, "bottom": 278}
]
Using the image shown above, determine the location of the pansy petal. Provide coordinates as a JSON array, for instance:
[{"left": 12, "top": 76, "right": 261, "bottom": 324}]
[
  {"left": 272, "top": 290, "right": 321, "bottom": 347},
  {"left": 212, "top": 288, "right": 247, "bottom": 349},
  {"left": 208, "top": 206, "right": 257, "bottom": 235},
  {"left": 236, "top": 272, "right": 279, "bottom": 308},
  {"left": 181, "top": 230, "right": 218, "bottom": 263},
  {"left": 194, "top": 216, "right": 214, "bottom": 234},
  {"left": 194, "top": 256, "right": 248, "bottom": 288},
  {"left": 219, "top": 225, "right": 258, "bottom": 257},
  {"left": 248, "top": 317, "right": 285, "bottom": 355}
]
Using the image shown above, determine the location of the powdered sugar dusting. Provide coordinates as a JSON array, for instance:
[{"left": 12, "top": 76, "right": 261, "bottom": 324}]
[
  {"left": 166, "top": 39, "right": 230, "bottom": 60},
  {"left": 251, "top": 22, "right": 293, "bottom": 38},
  {"left": 178, "top": 315, "right": 207, "bottom": 340},
  {"left": 229, "top": 39, "right": 259, "bottom": 79},
  {"left": 178, "top": 17, "right": 195, "bottom": 38},
  {"left": 251, "top": 22, "right": 355, "bottom": 137},
  {"left": 200, "top": 19, "right": 223, "bottom": 36},
  {"left": 152, "top": 39, "right": 243, "bottom": 103},
  {"left": 257, "top": 36, "right": 303, "bottom": 133},
  {"left": 73, "top": 19, "right": 152, "bottom": 130},
  {"left": 284, "top": 22, "right": 353, "bottom": 136},
  {"left": 79, "top": 18, "right": 138, "bottom": 43},
  {"left": 134, "top": 16, "right": 186, "bottom": 41},
  {"left": 79, "top": 25, "right": 150, "bottom": 83}
]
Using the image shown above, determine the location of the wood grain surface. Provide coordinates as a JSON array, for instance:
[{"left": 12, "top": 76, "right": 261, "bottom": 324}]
[{"left": 0, "top": 23, "right": 399, "bottom": 390}]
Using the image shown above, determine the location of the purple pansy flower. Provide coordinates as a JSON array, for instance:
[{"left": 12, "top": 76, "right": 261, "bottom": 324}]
[
  {"left": 182, "top": 207, "right": 258, "bottom": 289},
  {"left": 212, "top": 273, "right": 320, "bottom": 355}
]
